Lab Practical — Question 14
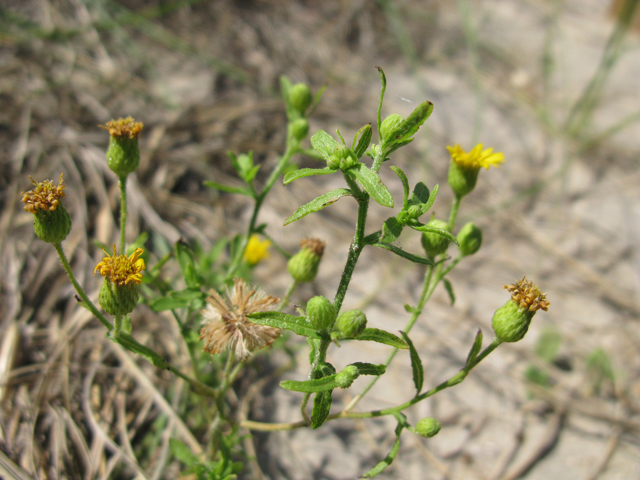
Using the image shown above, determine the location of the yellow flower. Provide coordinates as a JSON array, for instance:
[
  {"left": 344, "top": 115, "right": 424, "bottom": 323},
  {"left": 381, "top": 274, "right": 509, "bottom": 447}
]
[
  {"left": 99, "top": 117, "right": 143, "bottom": 138},
  {"left": 200, "top": 278, "right": 280, "bottom": 359},
  {"left": 21, "top": 173, "right": 66, "bottom": 213},
  {"left": 243, "top": 234, "right": 271, "bottom": 265},
  {"left": 94, "top": 244, "right": 145, "bottom": 286},
  {"left": 447, "top": 144, "right": 504, "bottom": 170}
]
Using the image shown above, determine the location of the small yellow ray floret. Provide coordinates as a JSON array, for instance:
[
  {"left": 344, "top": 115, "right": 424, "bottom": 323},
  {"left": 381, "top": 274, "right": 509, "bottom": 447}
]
[
  {"left": 21, "top": 173, "right": 66, "bottom": 213},
  {"left": 504, "top": 276, "right": 549, "bottom": 312},
  {"left": 243, "top": 235, "right": 271, "bottom": 265},
  {"left": 99, "top": 117, "right": 143, "bottom": 138},
  {"left": 94, "top": 244, "right": 145, "bottom": 285},
  {"left": 447, "top": 144, "right": 504, "bottom": 170}
]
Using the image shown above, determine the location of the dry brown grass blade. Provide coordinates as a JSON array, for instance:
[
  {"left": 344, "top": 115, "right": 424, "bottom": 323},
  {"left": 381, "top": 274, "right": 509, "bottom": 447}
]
[{"left": 0, "top": 450, "right": 34, "bottom": 480}]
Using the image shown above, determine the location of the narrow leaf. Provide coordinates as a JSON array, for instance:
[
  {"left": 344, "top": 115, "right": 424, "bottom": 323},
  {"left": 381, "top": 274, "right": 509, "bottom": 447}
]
[
  {"left": 390, "top": 166, "right": 410, "bottom": 209},
  {"left": 353, "top": 124, "right": 373, "bottom": 159},
  {"left": 442, "top": 278, "right": 455, "bottom": 305},
  {"left": 380, "top": 216, "right": 403, "bottom": 244},
  {"left": 284, "top": 188, "right": 352, "bottom": 225},
  {"left": 283, "top": 166, "right": 338, "bottom": 185},
  {"left": 170, "top": 438, "right": 200, "bottom": 466},
  {"left": 203, "top": 181, "right": 252, "bottom": 197},
  {"left": 371, "top": 243, "right": 432, "bottom": 265},
  {"left": 280, "top": 375, "right": 339, "bottom": 393},
  {"left": 359, "top": 430, "right": 402, "bottom": 478},
  {"left": 312, "top": 390, "right": 333, "bottom": 429},
  {"left": 419, "top": 183, "right": 439, "bottom": 216},
  {"left": 354, "top": 328, "right": 409, "bottom": 349},
  {"left": 400, "top": 331, "right": 424, "bottom": 393},
  {"left": 310, "top": 130, "right": 340, "bottom": 161},
  {"left": 376, "top": 66, "right": 387, "bottom": 135},
  {"left": 384, "top": 138, "right": 413, "bottom": 156},
  {"left": 175, "top": 240, "right": 199, "bottom": 288},
  {"left": 465, "top": 329, "right": 483, "bottom": 366},
  {"left": 411, "top": 224, "right": 459, "bottom": 246},
  {"left": 345, "top": 164, "right": 394, "bottom": 207},
  {"left": 242, "top": 164, "right": 261, "bottom": 184},
  {"left": 351, "top": 362, "right": 386, "bottom": 376},
  {"left": 248, "top": 312, "right": 322, "bottom": 338},
  {"left": 148, "top": 297, "right": 191, "bottom": 312}
]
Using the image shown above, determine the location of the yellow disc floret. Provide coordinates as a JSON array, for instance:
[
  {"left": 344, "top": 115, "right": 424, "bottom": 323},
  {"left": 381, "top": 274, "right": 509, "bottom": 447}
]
[
  {"left": 94, "top": 244, "right": 145, "bottom": 286},
  {"left": 99, "top": 117, "right": 144, "bottom": 138},
  {"left": 447, "top": 144, "right": 504, "bottom": 170},
  {"left": 504, "top": 276, "right": 549, "bottom": 312},
  {"left": 21, "top": 173, "right": 66, "bottom": 213}
]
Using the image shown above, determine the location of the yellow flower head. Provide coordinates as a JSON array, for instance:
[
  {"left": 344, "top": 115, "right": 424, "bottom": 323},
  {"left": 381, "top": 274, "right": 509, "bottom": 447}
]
[
  {"left": 243, "top": 234, "right": 271, "bottom": 265},
  {"left": 447, "top": 144, "right": 504, "bottom": 170},
  {"left": 94, "top": 244, "right": 145, "bottom": 285},
  {"left": 21, "top": 173, "right": 66, "bottom": 213},
  {"left": 99, "top": 117, "right": 143, "bottom": 138},
  {"left": 504, "top": 276, "right": 549, "bottom": 312}
]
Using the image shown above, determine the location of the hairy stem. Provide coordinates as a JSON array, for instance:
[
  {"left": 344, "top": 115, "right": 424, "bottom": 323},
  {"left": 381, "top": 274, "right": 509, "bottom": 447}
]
[{"left": 119, "top": 176, "right": 127, "bottom": 254}]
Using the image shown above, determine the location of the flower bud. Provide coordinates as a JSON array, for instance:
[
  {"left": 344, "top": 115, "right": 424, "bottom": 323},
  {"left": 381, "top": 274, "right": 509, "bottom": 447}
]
[
  {"left": 287, "top": 238, "right": 325, "bottom": 283},
  {"left": 289, "top": 83, "right": 313, "bottom": 114},
  {"left": 457, "top": 222, "right": 482, "bottom": 256},
  {"left": 379, "top": 113, "right": 403, "bottom": 143},
  {"left": 94, "top": 245, "right": 145, "bottom": 316},
  {"left": 289, "top": 118, "right": 310, "bottom": 141},
  {"left": 448, "top": 158, "right": 479, "bottom": 198},
  {"left": 492, "top": 277, "right": 549, "bottom": 343},
  {"left": 307, "top": 296, "right": 336, "bottom": 331},
  {"left": 327, "top": 155, "right": 341, "bottom": 170},
  {"left": 335, "top": 365, "right": 359, "bottom": 388},
  {"left": 415, "top": 417, "right": 441, "bottom": 438},
  {"left": 100, "top": 117, "right": 143, "bottom": 179},
  {"left": 21, "top": 174, "right": 72, "bottom": 244},
  {"left": 335, "top": 309, "right": 367, "bottom": 338},
  {"left": 421, "top": 219, "right": 450, "bottom": 258},
  {"left": 446, "top": 144, "right": 504, "bottom": 198}
]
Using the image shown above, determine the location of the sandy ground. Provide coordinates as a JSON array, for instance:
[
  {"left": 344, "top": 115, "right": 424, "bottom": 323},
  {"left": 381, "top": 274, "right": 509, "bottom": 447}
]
[{"left": 1, "top": 1, "right": 640, "bottom": 479}]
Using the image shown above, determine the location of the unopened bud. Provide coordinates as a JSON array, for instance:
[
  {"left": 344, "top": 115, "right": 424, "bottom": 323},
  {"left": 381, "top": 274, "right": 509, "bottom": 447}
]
[
  {"left": 421, "top": 219, "right": 450, "bottom": 258},
  {"left": 379, "top": 114, "right": 403, "bottom": 144},
  {"left": 457, "top": 222, "right": 482, "bottom": 256},
  {"left": 416, "top": 417, "right": 441, "bottom": 438},
  {"left": 289, "top": 83, "right": 313, "bottom": 114},
  {"left": 289, "top": 118, "right": 309, "bottom": 141},
  {"left": 335, "top": 365, "right": 359, "bottom": 388},
  {"left": 307, "top": 296, "right": 336, "bottom": 331},
  {"left": 335, "top": 309, "right": 367, "bottom": 338},
  {"left": 287, "top": 238, "right": 325, "bottom": 283}
]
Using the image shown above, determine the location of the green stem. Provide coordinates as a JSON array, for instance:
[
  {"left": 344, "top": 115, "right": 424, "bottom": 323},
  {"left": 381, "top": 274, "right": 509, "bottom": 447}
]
[
  {"left": 53, "top": 242, "right": 112, "bottom": 330},
  {"left": 448, "top": 194, "right": 461, "bottom": 232},
  {"left": 278, "top": 280, "right": 298, "bottom": 310},
  {"left": 113, "top": 315, "right": 123, "bottom": 340},
  {"left": 119, "top": 176, "right": 127, "bottom": 254},
  {"left": 225, "top": 144, "right": 299, "bottom": 281}
]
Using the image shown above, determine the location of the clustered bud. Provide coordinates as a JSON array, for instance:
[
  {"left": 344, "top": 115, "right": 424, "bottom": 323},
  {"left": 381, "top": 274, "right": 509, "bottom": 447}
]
[
  {"left": 492, "top": 277, "right": 549, "bottom": 343},
  {"left": 306, "top": 296, "right": 336, "bottom": 331},
  {"left": 334, "top": 309, "right": 367, "bottom": 338},
  {"left": 287, "top": 238, "right": 325, "bottom": 283},
  {"left": 21, "top": 174, "right": 72, "bottom": 244},
  {"left": 421, "top": 218, "right": 450, "bottom": 258},
  {"left": 100, "top": 117, "right": 143, "bottom": 179}
]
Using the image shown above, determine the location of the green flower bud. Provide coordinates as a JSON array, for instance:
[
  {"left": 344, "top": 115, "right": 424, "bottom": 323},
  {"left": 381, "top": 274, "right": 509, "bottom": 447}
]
[
  {"left": 407, "top": 205, "right": 422, "bottom": 219},
  {"left": 379, "top": 113, "right": 403, "bottom": 143},
  {"left": 21, "top": 174, "right": 72, "bottom": 244},
  {"left": 100, "top": 117, "right": 143, "bottom": 178},
  {"left": 448, "top": 158, "right": 479, "bottom": 198},
  {"left": 457, "top": 222, "right": 482, "bottom": 256},
  {"left": 335, "top": 309, "right": 367, "bottom": 338},
  {"left": 289, "top": 118, "right": 309, "bottom": 141},
  {"left": 421, "top": 219, "right": 450, "bottom": 258},
  {"left": 327, "top": 155, "right": 341, "bottom": 170},
  {"left": 99, "top": 278, "right": 139, "bottom": 316},
  {"left": 289, "top": 83, "right": 313, "bottom": 114},
  {"left": 335, "top": 365, "right": 359, "bottom": 388},
  {"left": 492, "top": 277, "right": 549, "bottom": 343},
  {"left": 307, "top": 296, "right": 336, "bottom": 331},
  {"left": 287, "top": 238, "right": 325, "bottom": 283},
  {"left": 446, "top": 144, "right": 504, "bottom": 198},
  {"left": 415, "top": 417, "right": 441, "bottom": 438}
]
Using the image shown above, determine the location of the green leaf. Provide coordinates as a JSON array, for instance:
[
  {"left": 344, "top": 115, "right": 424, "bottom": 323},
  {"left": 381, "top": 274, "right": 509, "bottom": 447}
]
[
  {"left": 383, "top": 101, "right": 434, "bottom": 148},
  {"left": 350, "top": 362, "right": 386, "bottom": 376},
  {"left": 380, "top": 216, "right": 403, "bottom": 244},
  {"left": 384, "top": 138, "right": 413, "bottom": 156},
  {"left": 535, "top": 328, "right": 562, "bottom": 362},
  {"left": 284, "top": 188, "right": 352, "bottom": 225},
  {"left": 148, "top": 296, "right": 190, "bottom": 312},
  {"left": 170, "top": 438, "right": 199, "bottom": 466},
  {"left": 370, "top": 243, "right": 432, "bottom": 265},
  {"left": 390, "top": 166, "right": 410, "bottom": 209},
  {"left": 359, "top": 427, "right": 402, "bottom": 478},
  {"left": 175, "top": 240, "right": 200, "bottom": 288},
  {"left": 280, "top": 75, "right": 295, "bottom": 120},
  {"left": 115, "top": 333, "right": 167, "bottom": 369},
  {"left": 411, "top": 224, "right": 459, "bottom": 246},
  {"left": 376, "top": 66, "right": 387, "bottom": 135},
  {"left": 354, "top": 328, "right": 409, "bottom": 349},
  {"left": 353, "top": 124, "right": 373, "bottom": 159},
  {"left": 242, "top": 164, "right": 261, "bottom": 184},
  {"left": 465, "top": 329, "right": 483, "bottom": 366},
  {"left": 345, "top": 163, "right": 394, "bottom": 207},
  {"left": 283, "top": 166, "right": 338, "bottom": 185},
  {"left": 203, "top": 181, "right": 253, "bottom": 197},
  {"left": 401, "top": 331, "right": 424, "bottom": 394},
  {"left": 442, "top": 278, "right": 455, "bottom": 305},
  {"left": 403, "top": 304, "right": 417, "bottom": 314},
  {"left": 310, "top": 130, "right": 340, "bottom": 161},
  {"left": 281, "top": 375, "right": 339, "bottom": 393},
  {"left": 248, "top": 312, "right": 322, "bottom": 338},
  {"left": 408, "top": 181, "right": 430, "bottom": 205},
  {"left": 312, "top": 390, "right": 333, "bottom": 429}
]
